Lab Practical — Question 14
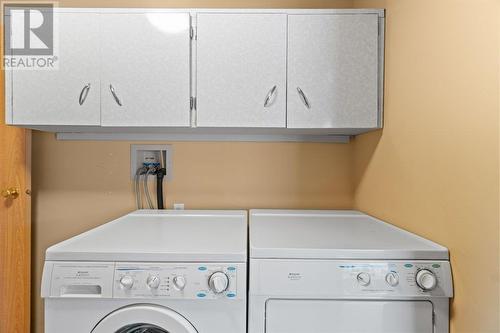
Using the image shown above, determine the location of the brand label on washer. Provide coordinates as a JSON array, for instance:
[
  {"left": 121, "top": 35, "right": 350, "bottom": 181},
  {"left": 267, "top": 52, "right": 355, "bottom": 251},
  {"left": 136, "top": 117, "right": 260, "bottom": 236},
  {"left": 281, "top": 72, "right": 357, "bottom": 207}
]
[
  {"left": 49, "top": 262, "right": 115, "bottom": 298},
  {"left": 287, "top": 272, "right": 302, "bottom": 281}
]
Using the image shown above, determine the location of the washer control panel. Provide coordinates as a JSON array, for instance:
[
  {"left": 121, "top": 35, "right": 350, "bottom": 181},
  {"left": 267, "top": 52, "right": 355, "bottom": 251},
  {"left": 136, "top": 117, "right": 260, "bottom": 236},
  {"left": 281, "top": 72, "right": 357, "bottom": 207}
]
[
  {"left": 113, "top": 263, "right": 242, "bottom": 299},
  {"left": 42, "top": 261, "right": 245, "bottom": 300}
]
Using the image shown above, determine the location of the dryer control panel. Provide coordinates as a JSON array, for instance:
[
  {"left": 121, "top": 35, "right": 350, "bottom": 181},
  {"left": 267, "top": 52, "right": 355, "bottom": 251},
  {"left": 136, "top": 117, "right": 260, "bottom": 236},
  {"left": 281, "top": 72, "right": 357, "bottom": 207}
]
[
  {"left": 250, "top": 259, "right": 453, "bottom": 298},
  {"left": 42, "top": 261, "right": 245, "bottom": 300}
]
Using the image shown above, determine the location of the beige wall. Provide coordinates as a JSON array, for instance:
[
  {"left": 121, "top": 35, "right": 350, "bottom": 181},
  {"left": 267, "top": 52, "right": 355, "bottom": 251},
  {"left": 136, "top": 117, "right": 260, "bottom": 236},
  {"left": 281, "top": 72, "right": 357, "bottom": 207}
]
[
  {"left": 29, "top": 0, "right": 500, "bottom": 332},
  {"left": 352, "top": 0, "right": 500, "bottom": 332}
]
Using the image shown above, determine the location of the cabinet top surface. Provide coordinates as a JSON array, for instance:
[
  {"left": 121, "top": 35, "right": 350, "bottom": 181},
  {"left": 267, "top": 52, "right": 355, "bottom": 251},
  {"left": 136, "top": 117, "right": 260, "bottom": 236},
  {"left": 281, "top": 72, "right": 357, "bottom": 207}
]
[{"left": 3, "top": 7, "right": 385, "bottom": 17}]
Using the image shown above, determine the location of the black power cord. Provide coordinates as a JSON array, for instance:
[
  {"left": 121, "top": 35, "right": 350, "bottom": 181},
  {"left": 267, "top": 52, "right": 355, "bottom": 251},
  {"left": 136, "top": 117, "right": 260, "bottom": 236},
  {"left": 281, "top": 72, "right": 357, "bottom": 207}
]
[{"left": 156, "top": 167, "right": 166, "bottom": 209}]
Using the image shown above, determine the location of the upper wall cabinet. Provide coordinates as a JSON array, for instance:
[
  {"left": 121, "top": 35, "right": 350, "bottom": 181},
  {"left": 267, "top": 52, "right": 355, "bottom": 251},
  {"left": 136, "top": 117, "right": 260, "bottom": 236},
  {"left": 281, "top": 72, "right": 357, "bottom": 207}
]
[
  {"left": 196, "top": 13, "right": 287, "bottom": 128},
  {"left": 287, "top": 14, "right": 382, "bottom": 129},
  {"left": 5, "top": 10, "right": 191, "bottom": 127},
  {"left": 100, "top": 12, "right": 191, "bottom": 127},
  {"left": 5, "top": 9, "right": 384, "bottom": 139},
  {"left": 8, "top": 12, "right": 100, "bottom": 126}
]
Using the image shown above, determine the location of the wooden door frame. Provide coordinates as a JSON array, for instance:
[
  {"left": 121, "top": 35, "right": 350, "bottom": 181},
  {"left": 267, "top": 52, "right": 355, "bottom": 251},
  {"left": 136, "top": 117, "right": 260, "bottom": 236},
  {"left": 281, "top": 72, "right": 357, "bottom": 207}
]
[
  {"left": 0, "top": 20, "right": 32, "bottom": 333},
  {"left": 0, "top": 124, "right": 32, "bottom": 333}
]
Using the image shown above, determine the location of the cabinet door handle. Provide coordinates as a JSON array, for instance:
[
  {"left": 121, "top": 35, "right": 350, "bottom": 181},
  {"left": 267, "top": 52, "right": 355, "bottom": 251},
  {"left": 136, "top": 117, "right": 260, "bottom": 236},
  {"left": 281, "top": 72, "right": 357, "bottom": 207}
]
[
  {"left": 109, "top": 84, "right": 122, "bottom": 106},
  {"left": 264, "top": 85, "right": 277, "bottom": 107},
  {"left": 78, "top": 83, "right": 91, "bottom": 106},
  {"left": 297, "top": 87, "right": 311, "bottom": 109}
]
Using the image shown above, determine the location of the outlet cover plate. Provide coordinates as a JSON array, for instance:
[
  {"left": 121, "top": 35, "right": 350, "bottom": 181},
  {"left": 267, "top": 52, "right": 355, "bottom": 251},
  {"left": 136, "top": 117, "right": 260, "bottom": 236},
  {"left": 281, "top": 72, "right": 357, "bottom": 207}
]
[{"left": 130, "top": 144, "right": 173, "bottom": 181}]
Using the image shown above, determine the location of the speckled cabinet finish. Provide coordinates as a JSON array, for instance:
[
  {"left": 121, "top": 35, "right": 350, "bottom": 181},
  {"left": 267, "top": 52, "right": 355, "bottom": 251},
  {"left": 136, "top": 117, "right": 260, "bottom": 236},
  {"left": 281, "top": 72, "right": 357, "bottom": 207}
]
[
  {"left": 9, "top": 12, "right": 101, "bottom": 125},
  {"left": 287, "top": 14, "right": 381, "bottom": 129},
  {"left": 5, "top": 9, "right": 385, "bottom": 138},
  {"left": 196, "top": 13, "right": 287, "bottom": 128},
  {"left": 100, "top": 12, "right": 191, "bottom": 127}
]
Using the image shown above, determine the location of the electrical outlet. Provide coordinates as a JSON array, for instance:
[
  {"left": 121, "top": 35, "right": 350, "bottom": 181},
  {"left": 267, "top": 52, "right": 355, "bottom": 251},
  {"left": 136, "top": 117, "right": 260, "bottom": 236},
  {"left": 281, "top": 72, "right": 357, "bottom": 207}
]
[
  {"left": 130, "top": 144, "right": 173, "bottom": 180},
  {"left": 173, "top": 203, "right": 185, "bottom": 210}
]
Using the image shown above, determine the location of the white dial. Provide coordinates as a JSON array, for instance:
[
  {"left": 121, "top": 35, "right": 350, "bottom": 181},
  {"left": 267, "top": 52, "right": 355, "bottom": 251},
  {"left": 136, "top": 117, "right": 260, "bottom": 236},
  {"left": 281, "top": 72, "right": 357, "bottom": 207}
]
[
  {"left": 416, "top": 269, "right": 437, "bottom": 291},
  {"left": 385, "top": 272, "right": 399, "bottom": 287},
  {"left": 146, "top": 275, "right": 160, "bottom": 289},
  {"left": 119, "top": 275, "right": 134, "bottom": 289},
  {"left": 356, "top": 272, "right": 371, "bottom": 286},
  {"left": 208, "top": 272, "right": 229, "bottom": 294},
  {"left": 173, "top": 275, "right": 186, "bottom": 291}
]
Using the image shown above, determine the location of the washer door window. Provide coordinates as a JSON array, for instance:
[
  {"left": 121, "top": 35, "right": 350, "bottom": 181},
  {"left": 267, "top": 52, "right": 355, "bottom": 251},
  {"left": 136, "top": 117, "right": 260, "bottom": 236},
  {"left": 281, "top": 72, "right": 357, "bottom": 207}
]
[
  {"left": 92, "top": 304, "right": 198, "bottom": 333},
  {"left": 115, "top": 323, "right": 168, "bottom": 333}
]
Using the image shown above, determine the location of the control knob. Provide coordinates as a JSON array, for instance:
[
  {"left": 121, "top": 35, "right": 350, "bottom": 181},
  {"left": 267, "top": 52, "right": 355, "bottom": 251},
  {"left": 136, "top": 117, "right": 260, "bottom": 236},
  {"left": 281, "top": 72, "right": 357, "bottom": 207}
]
[
  {"left": 385, "top": 272, "right": 399, "bottom": 287},
  {"left": 173, "top": 275, "right": 186, "bottom": 291},
  {"left": 356, "top": 272, "right": 371, "bottom": 286},
  {"left": 416, "top": 269, "right": 438, "bottom": 291},
  {"left": 147, "top": 275, "right": 161, "bottom": 289},
  {"left": 119, "top": 275, "right": 134, "bottom": 289},
  {"left": 208, "top": 272, "right": 229, "bottom": 294}
]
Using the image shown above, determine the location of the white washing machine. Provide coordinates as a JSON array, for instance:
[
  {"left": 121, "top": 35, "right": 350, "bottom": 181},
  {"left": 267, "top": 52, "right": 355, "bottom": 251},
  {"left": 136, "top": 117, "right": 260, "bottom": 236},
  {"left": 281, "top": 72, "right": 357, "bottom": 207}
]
[
  {"left": 42, "top": 210, "right": 247, "bottom": 333},
  {"left": 248, "top": 210, "right": 453, "bottom": 333}
]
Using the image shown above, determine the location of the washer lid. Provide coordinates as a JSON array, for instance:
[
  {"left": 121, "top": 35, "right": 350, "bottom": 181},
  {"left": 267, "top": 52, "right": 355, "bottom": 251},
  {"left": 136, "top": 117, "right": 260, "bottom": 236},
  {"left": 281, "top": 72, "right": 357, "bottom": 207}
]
[
  {"left": 46, "top": 210, "right": 247, "bottom": 262},
  {"left": 92, "top": 304, "right": 197, "bottom": 333},
  {"left": 249, "top": 210, "right": 449, "bottom": 260}
]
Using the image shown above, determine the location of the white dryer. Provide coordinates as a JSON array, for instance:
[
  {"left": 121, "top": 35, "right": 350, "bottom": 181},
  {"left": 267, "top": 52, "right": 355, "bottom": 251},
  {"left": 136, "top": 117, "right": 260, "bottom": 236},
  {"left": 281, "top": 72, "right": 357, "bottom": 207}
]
[
  {"left": 248, "top": 210, "right": 453, "bottom": 333},
  {"left": 42, "top": 210, "right": 247, "bottom": 333}
]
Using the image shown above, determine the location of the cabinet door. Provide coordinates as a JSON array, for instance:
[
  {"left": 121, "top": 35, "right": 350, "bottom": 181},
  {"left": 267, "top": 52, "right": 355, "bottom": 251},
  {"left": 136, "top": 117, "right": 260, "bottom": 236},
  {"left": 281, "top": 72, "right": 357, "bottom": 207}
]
[
  {"left": 10, "top": 12, "right": 100, "bottom": 125},
  {"left": 287, "top": 14, "right": 380, "bottom": 129},
  {"left": 100, "top": 13, "right": 191, "bottom": 127},
  {"left": 196, "top": 14, "right": 287, "bottom": 128}
]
